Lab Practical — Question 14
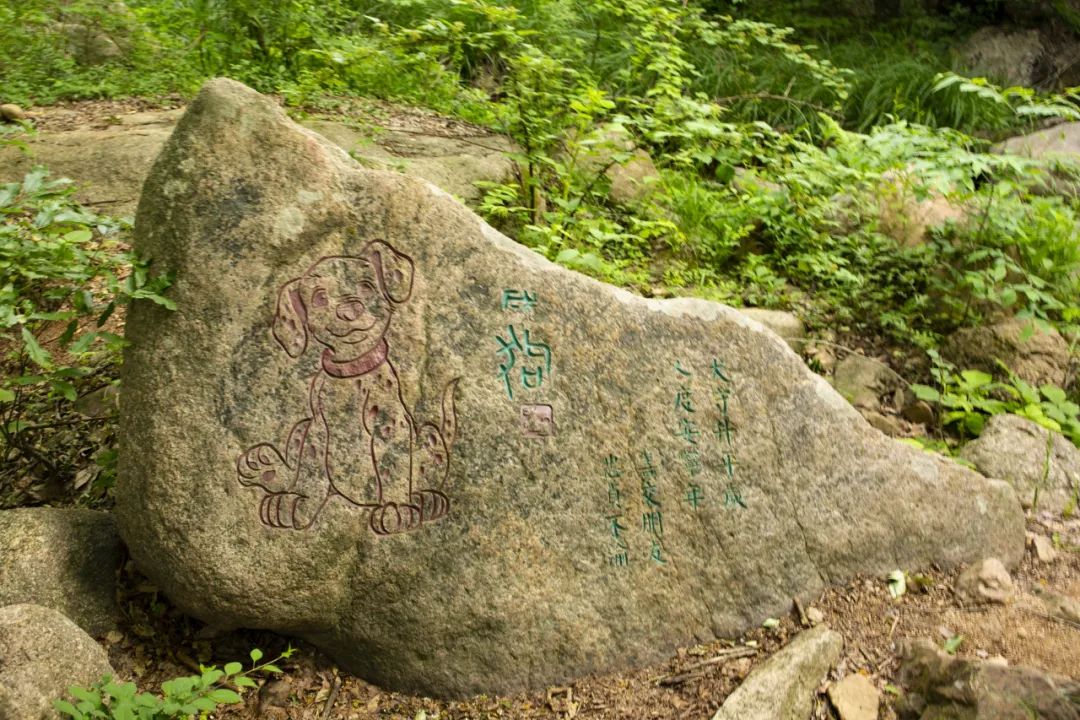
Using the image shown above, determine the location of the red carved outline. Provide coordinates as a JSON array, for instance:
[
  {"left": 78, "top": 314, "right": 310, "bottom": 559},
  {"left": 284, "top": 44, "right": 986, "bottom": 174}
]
[{"left": 237, "top": 239, "right": 458, "bottom": 534}]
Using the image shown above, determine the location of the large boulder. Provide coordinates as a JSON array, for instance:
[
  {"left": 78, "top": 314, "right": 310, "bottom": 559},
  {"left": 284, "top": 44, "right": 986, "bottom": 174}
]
[
  {"left": 998, "top": 121, "right": 1080, "bottom": 160},
  {"left": 711, "top": 625, "right": 843, "bottom": 720},
  {"left": 115, "top": 78, "right": 1024, "bottom": 698},
  {"left": 0, "top": 108, "right": 514, "bottom": 215},
  {"left": 0, "top": 508, "right": 123, "bottom": 636},
  {"left": 0, "top": 604, "right": 114, "bottom": 720},
  {"left": 957, "top": 28, "right": 1046, "bottom": 88},
  {"left": 943, "top": 318, "right": 1071, "bottom": 388},
  {"left": 961, "top": 414, "right": 1080, "bottom": 513}
]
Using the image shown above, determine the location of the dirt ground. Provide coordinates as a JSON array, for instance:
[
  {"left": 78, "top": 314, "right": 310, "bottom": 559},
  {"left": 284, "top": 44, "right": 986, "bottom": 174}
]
[{"left": 96, "top": 512, "right": 1078, "bottom": 720}]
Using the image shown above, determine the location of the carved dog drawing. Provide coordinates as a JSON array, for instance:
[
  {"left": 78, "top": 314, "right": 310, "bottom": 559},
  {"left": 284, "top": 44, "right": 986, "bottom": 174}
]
[{"left": 237, "top": 240, "right": 458, "bottom": 535}]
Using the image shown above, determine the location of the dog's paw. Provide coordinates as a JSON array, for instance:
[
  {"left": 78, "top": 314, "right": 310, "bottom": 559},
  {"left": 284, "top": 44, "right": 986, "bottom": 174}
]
[
  {"left": 412, "top": 490, "right": 450, "bottom": 523},
  {"left": 369, "top": 502, "right": 422, "bottom": 535},
  {"left": 259, "top": 492, "right": 323, "bottom": 530},
  {"left": 237, "top": 444, "right": 287, "bottom": 491}
]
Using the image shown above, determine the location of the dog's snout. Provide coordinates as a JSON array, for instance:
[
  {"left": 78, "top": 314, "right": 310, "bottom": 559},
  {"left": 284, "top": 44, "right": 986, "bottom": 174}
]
[{"left": 336, "top": 300, "right": 365, "bottom": 322}]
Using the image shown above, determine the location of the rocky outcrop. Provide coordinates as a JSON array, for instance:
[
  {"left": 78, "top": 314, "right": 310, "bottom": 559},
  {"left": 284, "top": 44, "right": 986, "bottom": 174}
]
[
  {"left": 0, "top": 108, "right": 515, "bottom": 215},
  {"left": 943, "top": 318, "right": 1071, "bottom": 387},
  {"left": 0, "top": 508, "right": 123, "bottom": 635},
  {"left": 898, "top": 638, "right": 1080, "bottom": 719},
  {"left": 115, "top": 78, "right": 1024, "bottom": 698}
]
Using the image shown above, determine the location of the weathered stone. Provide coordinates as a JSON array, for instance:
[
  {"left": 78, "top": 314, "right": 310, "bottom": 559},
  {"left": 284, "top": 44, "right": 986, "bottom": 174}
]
[
  {"left": 995, "top": 122, "right": 1080, "bottom": 197},
  {"left": 832, "top": 354, "right": 896, "bottom": 412},
  {"left": 901, "top": 399, "right": 935, "bottom": 426},
  {"left": 863, "top": 410, "right": 904, "bottom": 437},
  {"left": 571, "top": 123, "right": 659, "bottom": 205},
  {"left": 115, "top": 79, "right": 1024, "bottom": 698},
  {"left": 898, "top": 638, "right": 1080, "bottom": 720},
  {"left": 876, "top": 169, "right": 967, "bottom": 248},
  {"left": 943, "top": 319, "right": 1071, "bottom": 388},
  {"left": 997, "top": 122, "right": 1080, "bottom": 160},
  {"left": 805, "top": 606, "right": 825, "bottom": 625},
  {"left": 737, "top": 309, "right": 806, "bottom": 351},
  {"left": 958, "top": 28, "right": 1045, "bottom": 88},
  {"left": 0, "top": 108, "right": 515, "bottom": 215},
  {"left": 955, "top": 558, "right": 1015, "bottom": 606},
  {"left": 960, "top": 414, "right": 1080, "bottom": 513},
  {"left": 0, "top": 604, "right": 114, "bottom": 720},
  {"left": 1032, "top": 534, "right": 1058, "bottom": 563},
  {"left": 712, "top": 625, "right": 843, "bottom": 720},
  {"left": 1035, "top": 587, "right": 1080, "bottom": 625},
  {"left": 828, "top": 673, "right": 880, "bottom": 720},
  {"left": 0, "top": 104, "right": 26, "bottom": 123},
  {"left": 55, "top": 22, "right": 124, "bottom": 65},
  {"left": 0, "top": 508, "right": 123, "bottom": 635}
]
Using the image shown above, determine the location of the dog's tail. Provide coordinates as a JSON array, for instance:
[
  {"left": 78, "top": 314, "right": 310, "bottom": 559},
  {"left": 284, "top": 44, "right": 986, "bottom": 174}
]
[{"left": 441, "top": 378, "right": 459, "bottom": 449}]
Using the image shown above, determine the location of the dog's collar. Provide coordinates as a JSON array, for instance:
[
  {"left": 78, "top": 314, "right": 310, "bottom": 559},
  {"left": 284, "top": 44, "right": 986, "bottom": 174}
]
[{"left": 321, "top": 339, "right": 389, "bottom": 378}]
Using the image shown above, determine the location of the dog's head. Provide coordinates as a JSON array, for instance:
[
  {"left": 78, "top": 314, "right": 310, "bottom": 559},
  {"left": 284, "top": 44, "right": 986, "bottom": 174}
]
[{"left": 272, "top": 240, "right": 414, "bottom": 361}]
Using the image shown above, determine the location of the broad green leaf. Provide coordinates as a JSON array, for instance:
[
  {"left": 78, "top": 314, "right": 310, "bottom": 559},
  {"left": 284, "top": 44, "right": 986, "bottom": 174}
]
[
  {"left": 0, "top": 388, "right": 14, "bottom": 403},
  {"left": 206, "top": 688, "right": 242, "bottom": 704},
  {"left": 224, "top": 662, "right": 242, "bottom": 676},
  {"left": 249, "top": 649, "right": 264, "bottom": 663},
  {"left": 50, "top": 379, "right": 77, "bottom": 402},
  {"left": 234, "top": 676, "right": 257, "bottom": 688},
  {"left": 53, "top": 699, "right": 83, "bottom": 719},
  {"left": 959, "top": 370, "right": 992, "bottom": 388},
  {"left": 910, "top": 384, "right": 940, "bottom": 402},
  {"left": 64, "top": 229, "right": 92, "bottom": 244},
  {"left": 21, "top": 327, "right": 53, "bottom": 369},
  {"left": 68, "top": 687, "right": 99, "bottom": 705},
  {"left": 1040, "top": 385, "right": 1068, "bottom": 405}
]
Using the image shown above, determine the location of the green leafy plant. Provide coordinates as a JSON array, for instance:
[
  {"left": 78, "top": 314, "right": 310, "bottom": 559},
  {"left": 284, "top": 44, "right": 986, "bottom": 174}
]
[
  {"left": 0, "top": 167, "right": 173, "bottom": 503},
  {"left": 55, "top": 647, "right": 292, "bottom": 719},
  {"left": 912, "top": 352, "right": 1080, "bottom": 445}
]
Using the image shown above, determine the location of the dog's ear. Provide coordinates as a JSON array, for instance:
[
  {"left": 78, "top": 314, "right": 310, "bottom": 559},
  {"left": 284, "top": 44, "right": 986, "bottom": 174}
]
[
  {"left": 367, "top": 240, "right": 414, "bottom": 305},
  {"left": 272, "top": 278, "right": 308, "bottom": 358}
]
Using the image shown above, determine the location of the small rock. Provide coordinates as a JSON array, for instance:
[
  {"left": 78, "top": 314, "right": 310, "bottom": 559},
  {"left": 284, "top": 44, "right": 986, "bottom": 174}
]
[
  {"left": 738, "top": 308, "right": 807, "bottom": 351},
  {"left": 806, "top": 607, "right": 825, "bottom": 625},
  {"left": 0, "top": 104, "right": 26, "bottom": 123},
  {"left": 712, "top": 625, "right": 844, "bottom": 720},
  {"left": 986, "top": 655, "right": 1010, "bottom": 667},
  {"left": 0, "top": 604, "right": 114, "bottom": 720},
  {"left": 1035, "top": 588, "right": 1080, "bottom": 625},
  {"left": 1032, "top": 534, "right": 1058, "bottom": 563},
  {"left": 862, "top": 410, "right": 904, "bottom": 437},
  {"left": 901, "top": 399, "right": 934, "bottom": 425},
  {"left": 955, "top": 558, "right": 1015, "bottom": 605},
  {"left": 832, "top": 354, "right": 896, "bottom": 412},
  {"left": 827, "top": 673, "right": 880, "bottom": 720}
]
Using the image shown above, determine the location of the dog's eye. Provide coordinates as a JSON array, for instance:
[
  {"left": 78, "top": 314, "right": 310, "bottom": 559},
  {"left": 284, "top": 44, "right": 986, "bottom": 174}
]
[{"left": 312, "top": 289, "right": 329, "bottom": 308}]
